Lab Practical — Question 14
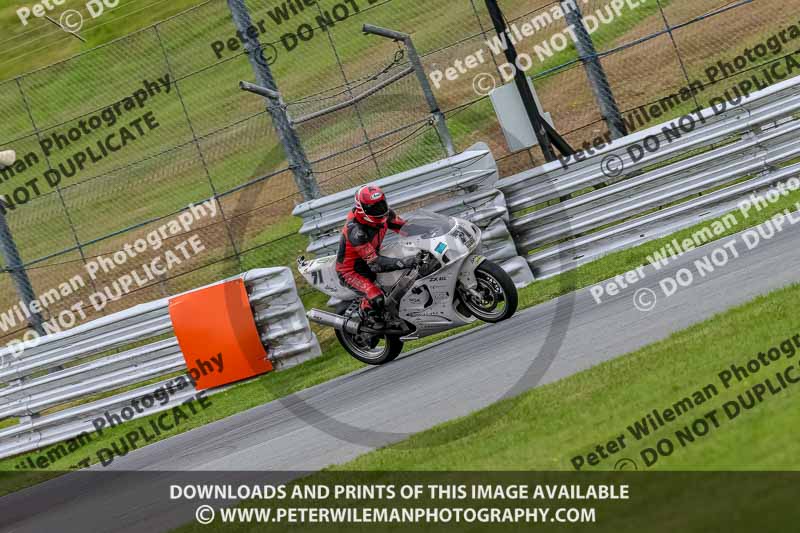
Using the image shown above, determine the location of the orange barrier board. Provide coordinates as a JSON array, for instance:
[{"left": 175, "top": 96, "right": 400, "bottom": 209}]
[{"left": 168, "top": 279, "right": 272, "bottom": 390}]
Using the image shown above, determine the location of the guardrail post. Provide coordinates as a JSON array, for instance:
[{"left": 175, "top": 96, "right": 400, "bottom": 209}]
[{"left": 227, "top": 0, "right": 320, "bottom": 201}]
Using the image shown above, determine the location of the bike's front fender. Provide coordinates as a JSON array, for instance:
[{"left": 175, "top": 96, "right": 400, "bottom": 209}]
[{"left": 457, "top": 254, "right": 486, "bottom": 290}]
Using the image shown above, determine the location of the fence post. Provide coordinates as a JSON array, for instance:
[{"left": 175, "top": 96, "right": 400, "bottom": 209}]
[
  {"left": 484, "top": 0, "right": 558, "bottom": 162},
  {"left": 0, "top": 215, "right": 43, "bottom": 336},
  {"left": 226, "top": 0, "right": 320, "bottom": 201},
  {"left": 561, "top": 0, "right": 627, "bottom": 139},
  {"left": 0, "top": 153, "right": 44, "bottom": 337},
  {"left": 362, "top": 24, "right": 456, "bottom": 157},
  {"left": 404, "top": 35, "right": 456, "bottom": 157}
]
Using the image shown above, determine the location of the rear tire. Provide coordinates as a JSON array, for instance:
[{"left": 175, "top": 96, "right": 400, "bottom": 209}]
[
  {"left": 459, "top": 260, "right": 518, "bottom": 323},
  {"left": 336, "top": 329, "right": 404, "bottom": 365},
  {"left": 333, "top": 301, "right": 404, "bottom": 365}
]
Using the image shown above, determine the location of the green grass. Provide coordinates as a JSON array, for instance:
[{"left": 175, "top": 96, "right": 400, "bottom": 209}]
[{"left": 0, "top": 0, "right": 209, "bottom": 81}]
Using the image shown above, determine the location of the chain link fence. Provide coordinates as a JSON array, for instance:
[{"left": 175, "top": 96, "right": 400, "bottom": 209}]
[{"left": 0, "top": 0, "right": 790, "bottom": 346}]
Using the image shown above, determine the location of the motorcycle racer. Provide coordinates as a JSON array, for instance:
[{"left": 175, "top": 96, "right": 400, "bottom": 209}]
[{"left": 335, "top": 184, "right": 419, "bottom": 323}]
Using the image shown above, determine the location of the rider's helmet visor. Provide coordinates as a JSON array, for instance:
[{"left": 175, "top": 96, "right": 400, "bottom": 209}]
[{"left": 363, "top": 199, "right": 389, "bottom": 218}]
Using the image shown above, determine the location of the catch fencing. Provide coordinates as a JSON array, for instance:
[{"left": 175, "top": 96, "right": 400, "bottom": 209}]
[
  {"left": 0, "top": 267, "right": 319, "bottom": 460},
  {"left": 0, "top": 0, "right": 779, "bottom": 345}
]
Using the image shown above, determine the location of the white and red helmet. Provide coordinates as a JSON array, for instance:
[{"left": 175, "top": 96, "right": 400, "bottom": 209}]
[{"left": 354, "top": 184, "right": 390, "bottom": 226}]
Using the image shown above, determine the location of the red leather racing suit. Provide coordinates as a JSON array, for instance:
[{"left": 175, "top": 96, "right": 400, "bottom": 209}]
[{"left": 336, "top": 209, "right": 407, "bottom": 308}]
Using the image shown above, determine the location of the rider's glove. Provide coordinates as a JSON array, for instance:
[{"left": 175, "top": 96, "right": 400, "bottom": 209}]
[{"left": 397, "top": 256, "right": 419, "bottom": 269}]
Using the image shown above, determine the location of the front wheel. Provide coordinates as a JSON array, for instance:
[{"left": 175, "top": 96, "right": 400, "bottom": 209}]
[
  {"left": 459, "top": 260, "right": 518, "bottom": 323},
  {"left": 336, "top": 328, "right": 404, "bottom": 365}
]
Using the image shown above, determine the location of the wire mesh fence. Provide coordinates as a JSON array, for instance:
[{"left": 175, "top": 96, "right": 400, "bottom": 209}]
[{"left": 0, "top": 0, "right": 791, "bottom": 346}]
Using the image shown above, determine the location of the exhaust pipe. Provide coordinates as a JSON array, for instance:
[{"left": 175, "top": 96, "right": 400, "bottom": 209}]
[{"left": 307, "top": 309, "right": 362, "bottom": 334}]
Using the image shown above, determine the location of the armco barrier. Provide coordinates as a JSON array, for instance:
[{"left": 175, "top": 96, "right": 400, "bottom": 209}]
[
  {"left": 0, "top": 268, "right": 320, "bottom": 460},
  {"left": 292, "top": 142, "right": 535, "bottom": 288},
  {"left": 498, "top": 75, "right": 800, "bottom": 279}
]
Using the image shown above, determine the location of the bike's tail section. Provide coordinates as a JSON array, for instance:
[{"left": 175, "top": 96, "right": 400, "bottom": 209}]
[{"left": 297, "top": 255, "right": 357, "bottom": 301}]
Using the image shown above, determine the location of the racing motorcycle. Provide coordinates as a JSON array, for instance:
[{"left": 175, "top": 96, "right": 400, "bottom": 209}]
[{"left": 298, "top": 210, "right": 518, "bottom": 365}]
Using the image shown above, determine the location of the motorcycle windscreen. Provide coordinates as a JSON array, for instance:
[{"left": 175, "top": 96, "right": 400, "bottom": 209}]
[{"left": 386, "top": 210, "right": 455, "bottom": 241}]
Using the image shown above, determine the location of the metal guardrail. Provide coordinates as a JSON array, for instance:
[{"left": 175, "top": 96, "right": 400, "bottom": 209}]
[
  {"left": 498, "top": 75, "right": 800, "bottom": 278},
  {"left": 292, "top": 142, "right": 535, "bottom": 287},
  {"left": 0, "top": 268, "right": 320, "bottom": 460}
]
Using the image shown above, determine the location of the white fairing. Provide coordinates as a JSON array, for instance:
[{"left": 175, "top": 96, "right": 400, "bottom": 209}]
[
  {"left": 298, "top": 211, "right": 485, "bottom": 339},
  {"left": 297, "top": 254, "right": 358, "bottom": 301}
]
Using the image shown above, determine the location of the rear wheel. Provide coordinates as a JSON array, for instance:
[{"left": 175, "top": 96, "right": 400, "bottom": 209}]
[
  {"left": 459, "top": 260, "right": 518, "bottom": 323},
  {"left": 334, "top": 301, "right": 404, "bottom": 365},
  {"left": 336, "top": 328, "right": 404, "bottom": 365}
]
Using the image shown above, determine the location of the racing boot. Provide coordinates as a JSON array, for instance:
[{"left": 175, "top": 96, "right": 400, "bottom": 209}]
[{"left": 359, "top": 294, "right": 386, "bottom": 330}]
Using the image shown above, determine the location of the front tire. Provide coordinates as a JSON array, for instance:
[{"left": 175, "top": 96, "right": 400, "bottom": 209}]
[
  {"left": 335, "top": 329, "right": 404, "bottom": 365},
  {"left": 459, "top": 260, "right": 518, "bottom": 323}
]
